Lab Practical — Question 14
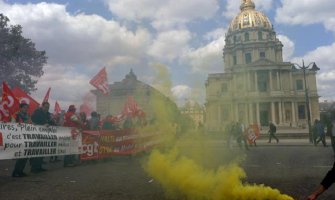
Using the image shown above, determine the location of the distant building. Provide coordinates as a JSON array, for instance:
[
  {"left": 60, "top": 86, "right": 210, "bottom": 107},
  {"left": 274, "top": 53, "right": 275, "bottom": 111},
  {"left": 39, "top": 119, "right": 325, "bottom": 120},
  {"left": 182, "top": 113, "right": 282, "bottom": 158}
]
[
  {"left": 91, "top": 69, "right": 180, "bottom": 122},
  {"left": 205, "top": 0, "right": 320, "bottom": 133},
  {"left": 180, "top": 100, "right": 205, "bottom": 128}
]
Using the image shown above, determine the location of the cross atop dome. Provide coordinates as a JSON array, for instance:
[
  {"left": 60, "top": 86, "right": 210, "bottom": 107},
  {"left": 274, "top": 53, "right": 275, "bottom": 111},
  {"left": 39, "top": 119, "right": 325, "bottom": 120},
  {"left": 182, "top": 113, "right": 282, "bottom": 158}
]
[{"left": 240, "top": 0, "right": 255, "bottom": 11}]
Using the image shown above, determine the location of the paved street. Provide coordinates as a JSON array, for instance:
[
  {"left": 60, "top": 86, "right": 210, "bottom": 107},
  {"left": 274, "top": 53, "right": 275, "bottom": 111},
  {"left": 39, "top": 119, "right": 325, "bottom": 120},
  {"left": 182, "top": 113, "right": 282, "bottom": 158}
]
[{"left": 0, "top": 138, "right": 334, "bottom": 200}]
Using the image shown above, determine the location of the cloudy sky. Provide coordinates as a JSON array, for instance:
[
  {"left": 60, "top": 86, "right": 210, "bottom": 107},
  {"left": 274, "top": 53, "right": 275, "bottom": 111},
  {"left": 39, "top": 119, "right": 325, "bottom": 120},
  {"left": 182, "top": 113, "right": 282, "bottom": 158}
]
[{"left": 1, "top": 0, "right": 335, "bottom": 110}]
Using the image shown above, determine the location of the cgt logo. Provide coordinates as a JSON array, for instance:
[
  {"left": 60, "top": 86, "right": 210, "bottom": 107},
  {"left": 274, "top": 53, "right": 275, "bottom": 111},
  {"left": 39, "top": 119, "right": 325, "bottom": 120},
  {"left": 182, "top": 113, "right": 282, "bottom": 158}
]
[{"left": 0, "top": 132, "right": 3, "bottom": 146}]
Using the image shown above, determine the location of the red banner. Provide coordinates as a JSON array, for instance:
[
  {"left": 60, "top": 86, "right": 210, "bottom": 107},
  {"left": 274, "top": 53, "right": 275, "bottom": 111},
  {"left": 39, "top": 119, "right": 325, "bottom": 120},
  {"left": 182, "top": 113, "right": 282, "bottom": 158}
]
[
  {"left": 80, "top": 129, "right": 161, "bottom": 160},
  {"left": 80, "top": 131, "right": 99, "bottom": 160},
  {"left": 12, "top": 86, "right": 40, "bottom": 115},
  {"left": 246, "top": 124, "right": 260, "bottom": 144},
  {"left": 0, "top": 82, "right": 20, "bottom": 122},
  {"left": 89, "top": 67, "right": 109, "bottom": 95}
]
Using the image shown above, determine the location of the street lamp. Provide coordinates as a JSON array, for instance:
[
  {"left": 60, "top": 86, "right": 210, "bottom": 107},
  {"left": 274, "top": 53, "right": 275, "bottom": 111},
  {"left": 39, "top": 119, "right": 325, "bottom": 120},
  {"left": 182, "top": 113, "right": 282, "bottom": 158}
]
[{"left": 292, "top": 60, "right": 320, "bottom": 143}]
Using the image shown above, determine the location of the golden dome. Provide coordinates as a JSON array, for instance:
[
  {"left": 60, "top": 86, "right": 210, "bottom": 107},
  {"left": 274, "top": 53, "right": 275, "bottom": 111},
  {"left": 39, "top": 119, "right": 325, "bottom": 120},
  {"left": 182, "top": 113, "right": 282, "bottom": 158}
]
[{"left": 228, "top": 0, "right": 272, "bottom": 34}]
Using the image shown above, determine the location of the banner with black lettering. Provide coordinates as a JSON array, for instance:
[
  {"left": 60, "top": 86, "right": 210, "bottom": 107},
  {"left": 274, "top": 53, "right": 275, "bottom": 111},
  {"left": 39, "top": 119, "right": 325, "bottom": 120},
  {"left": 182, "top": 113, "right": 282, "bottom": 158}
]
[{"left": 0, "top": 122, "right": 82, "bottom": 160}]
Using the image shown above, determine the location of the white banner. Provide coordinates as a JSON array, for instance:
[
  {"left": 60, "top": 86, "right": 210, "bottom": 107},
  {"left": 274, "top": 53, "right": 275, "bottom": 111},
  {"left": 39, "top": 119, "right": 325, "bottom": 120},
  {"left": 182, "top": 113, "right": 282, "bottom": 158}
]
[{"left": 0, "top": 122, "right": 82, "bottom": 160}]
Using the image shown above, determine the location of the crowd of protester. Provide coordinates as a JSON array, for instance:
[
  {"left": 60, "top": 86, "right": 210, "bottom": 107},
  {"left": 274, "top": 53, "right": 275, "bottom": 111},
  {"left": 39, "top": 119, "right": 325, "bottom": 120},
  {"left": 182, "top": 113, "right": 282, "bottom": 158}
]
[{"left": 8, "top": 102, "right": 147, "bottom": 178}]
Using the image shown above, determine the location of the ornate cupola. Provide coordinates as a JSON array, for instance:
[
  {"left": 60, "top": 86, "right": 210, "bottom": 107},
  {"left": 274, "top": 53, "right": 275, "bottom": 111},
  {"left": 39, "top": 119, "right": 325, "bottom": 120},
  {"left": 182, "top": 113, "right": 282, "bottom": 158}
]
[{"left": 223, "top": 0, "right": 283, "bottom": 71}]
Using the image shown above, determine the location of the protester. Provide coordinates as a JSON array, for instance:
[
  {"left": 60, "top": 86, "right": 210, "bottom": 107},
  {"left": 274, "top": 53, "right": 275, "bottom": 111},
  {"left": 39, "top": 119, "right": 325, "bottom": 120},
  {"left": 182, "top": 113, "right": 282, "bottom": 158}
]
[
  {"left": 315, "top": 119, "right": 327, "bottom": 147},
  {"left": 79, "top": 112, "right": 89, "bottom": 130},
  {"left": 88, "top": 111, "right": 100, "bottom": 130},
  {"left": 330, "top": 116, "right": 335, "bottom": 154},
  {"left": 268, "top": 121, "right": 279, "bottom": 143},
  {"left": 306, "top": 162, "right": 335, "bottom": 200},
  {"left": 123, "top": 115, "right": 133, "bottom": 129},
  {"left": 50, "top": 112, "right": 64, "bottom": 163},
  {"left": 234, "top": 121, "right": 249, "bottom": 150},
  {"left": 102, "top": 115, "right": 117, "bottom": 130},
  {"left": 12, "top": 103, "right": 30, "bottom": 177},
  {"left": 30, "top": 101, "right": 55, "bottom": 173},
  {"left": 63, "top": 105, "right": 82, "bottom": 167}
]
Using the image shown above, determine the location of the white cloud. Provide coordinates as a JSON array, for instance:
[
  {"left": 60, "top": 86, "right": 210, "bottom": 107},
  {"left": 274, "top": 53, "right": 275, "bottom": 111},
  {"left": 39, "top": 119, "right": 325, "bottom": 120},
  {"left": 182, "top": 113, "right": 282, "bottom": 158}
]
[
  {"left": 148, "top": 30, "right": 192, "bottom": 62},
  {"left": 275, "top": 0, "right": 335, "bottom": 32},
  {"left": 105, "top": 0, "right": 219, "bottom": 30},
  {"left": 277, "top": 35, "right": 295, "bottom": 61},
  {"left": 223, "top": 0, "right": 274, "bottom": 19},
  {"left": 0, "top": 1, "right": 152, "bottom": 67},
  {"left": 172, "top": 85, "right": 191, "bottom": 100},
  {"left": 291, "top": 43, "right": 335, "bottom": 100},
  {"left": 0, "top": 1, "right": 155, "bottom": 106},
  {"left": 183, "top": 35, "right": 225, "bottom": 73}
]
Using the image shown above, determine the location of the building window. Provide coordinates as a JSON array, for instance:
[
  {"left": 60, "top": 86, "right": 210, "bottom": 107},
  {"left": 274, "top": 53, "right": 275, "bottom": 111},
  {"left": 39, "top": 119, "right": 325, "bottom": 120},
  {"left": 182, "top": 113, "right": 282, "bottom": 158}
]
[
  {"left": 245, "top": 53, "right": 252, "bottom": 64},
  {"left": 260, "top": 52, "right": 265, "bottom": 58},
  {"left": 245, "top": 32, "right": 249, "bottom": 41},
  {"left": 233, "top": 55, "right": 237, "bottom": 65},
  {"left": 298, "top": 104, "right": 306, "bottom": 119},
  {"left": 221, "top": 83, "right": 228, "bottom": 94},
  {"left": 296, "top": 80, "right": 303, "bottom": 90},
  {"left": 257, "top": 71, "right": 268, "bottom": 92},
  {"left": 258, "top": 31, "right": 263, "bottom": 40}
]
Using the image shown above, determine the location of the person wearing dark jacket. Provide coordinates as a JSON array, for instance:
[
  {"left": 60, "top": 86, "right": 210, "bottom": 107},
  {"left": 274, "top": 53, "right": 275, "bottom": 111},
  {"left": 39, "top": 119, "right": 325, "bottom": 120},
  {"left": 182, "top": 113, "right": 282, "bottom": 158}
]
[
  {"left": 12, "top": 103, "right": 30, "bottom": 177},
  {"left": 30, "top": 102, "right": 55, "bottom": 173},
  {"left": 307, "top": 162, "right": 335, "bottom": 200},
  {"left": 268, "top": 122, "right": 279, "bottom": 143}
]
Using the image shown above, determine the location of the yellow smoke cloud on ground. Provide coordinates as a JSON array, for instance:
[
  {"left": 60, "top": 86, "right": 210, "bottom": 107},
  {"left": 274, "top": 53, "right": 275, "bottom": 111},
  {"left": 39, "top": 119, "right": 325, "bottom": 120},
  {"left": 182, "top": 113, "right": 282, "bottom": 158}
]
[
  {"left": 141, "top": 64, "right": 293, "bottom": 200},
  {"left": 145, "top": 148, "right": 293, "bottom": 200}
]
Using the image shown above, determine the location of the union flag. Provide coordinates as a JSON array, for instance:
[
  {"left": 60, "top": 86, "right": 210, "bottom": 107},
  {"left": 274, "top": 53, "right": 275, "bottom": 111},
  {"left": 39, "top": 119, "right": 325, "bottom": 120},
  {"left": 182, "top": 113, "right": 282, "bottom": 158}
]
[
  {"left": 0, "top": 82, "right": 20, "bottom": 122},
  {"left": 42, "top": 87, "right": 51, "bottom": 103},
  {"left": 12, "top": 86, "right": 40, "bottom": 115},
  {"left": 89, "top": 67, "right": 110, "bottom": 95},
  {"left": 54, "top": 101, "right": 62, "bottom": 115}
]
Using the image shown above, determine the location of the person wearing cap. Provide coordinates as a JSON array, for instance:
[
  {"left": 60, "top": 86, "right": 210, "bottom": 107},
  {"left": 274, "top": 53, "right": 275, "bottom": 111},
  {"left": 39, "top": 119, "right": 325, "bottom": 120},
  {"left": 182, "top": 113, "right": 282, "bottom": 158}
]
[{"left": 63, "top": 105, "right": 82, "bottom": 167}]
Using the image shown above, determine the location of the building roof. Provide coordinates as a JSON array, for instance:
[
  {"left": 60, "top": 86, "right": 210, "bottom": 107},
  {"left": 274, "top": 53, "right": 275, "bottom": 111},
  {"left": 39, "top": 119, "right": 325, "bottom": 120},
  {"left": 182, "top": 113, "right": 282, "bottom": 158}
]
[{"left": 228, "top": 0, "right": 272, "bottom": 34}]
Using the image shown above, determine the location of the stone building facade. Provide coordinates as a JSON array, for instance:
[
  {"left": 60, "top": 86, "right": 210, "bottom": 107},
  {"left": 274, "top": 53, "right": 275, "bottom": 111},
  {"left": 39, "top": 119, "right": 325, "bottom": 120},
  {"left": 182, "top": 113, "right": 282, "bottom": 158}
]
[
  {"left": 92, "top": 69, "right": 178, "bottom": 120},
  {"left": 205, "top": 0, "right": 320, "bottom": 132}
]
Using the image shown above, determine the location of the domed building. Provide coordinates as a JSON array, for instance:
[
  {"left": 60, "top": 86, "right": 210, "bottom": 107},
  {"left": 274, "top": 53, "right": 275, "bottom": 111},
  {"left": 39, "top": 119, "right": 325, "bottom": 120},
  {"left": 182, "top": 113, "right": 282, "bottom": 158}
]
[{"left": 205, "top": 0, "right": 320, "bottom": 133}]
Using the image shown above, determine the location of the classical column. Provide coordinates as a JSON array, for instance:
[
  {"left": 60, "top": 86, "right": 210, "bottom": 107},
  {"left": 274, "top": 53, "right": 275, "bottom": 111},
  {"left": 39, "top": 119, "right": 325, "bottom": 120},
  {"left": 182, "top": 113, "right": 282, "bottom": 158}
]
[
  {"left": 276, "top": 71, "right": 280, "bottom": 90},
  {"left": 291, "top": 101, "right": 296, "bottom": 126},
  {"left": 255, "top": 72, "right": 258, "bottom": 91},
  {"left": 256, "top": 103, "right": 260, "bottom": 125},
  {"left": 235, "top": 103, "right": 239, "bottom": 122},
  {"left": 218, "top": 104, "right": 221, "bottom": 127},
  {"left": 290, "top": 71, "right": 293, "bottom": 90},
  {"left": 271, "top": 102, "right": 276, "bottom": 123},
  {"left": 249, "top": 103, "right": 254, "bottom": 124},
  {"left": 269, "top": 70, "right": 273, "bottom": 91},
  {"left": 247, "top": 72, "right": 251, "bottom": 91},
  {"left": 278, "top": 101, "right": 282, "bottom": 124}
]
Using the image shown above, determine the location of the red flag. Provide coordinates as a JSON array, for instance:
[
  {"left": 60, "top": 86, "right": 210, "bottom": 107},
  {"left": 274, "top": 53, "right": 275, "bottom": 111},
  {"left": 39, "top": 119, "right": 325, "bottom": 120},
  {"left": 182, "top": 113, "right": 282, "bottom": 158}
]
[
  {"left": 0, "top": 82, "right": 20, "bottom": 121},
  {"left": 89, "top": 67, "right": 109, "bottom": 95},
  {"left": 54, "top": 101, "right": 61, "bottom": 115},
  {"left": 12, "top": 87, "right": 40, "bottom": 115},
  {"left": 42, "top": 87, "right": 51, "bottom": 103},
  {"left": 122, "top": 96, "right": 139, "bottom": 116}
]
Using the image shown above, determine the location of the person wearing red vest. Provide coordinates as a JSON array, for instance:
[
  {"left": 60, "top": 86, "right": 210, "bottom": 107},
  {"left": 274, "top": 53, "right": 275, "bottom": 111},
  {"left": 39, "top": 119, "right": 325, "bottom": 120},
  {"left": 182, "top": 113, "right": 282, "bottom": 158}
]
[{"left": 63, "top": 105, "right": 82, "bottom": 167}]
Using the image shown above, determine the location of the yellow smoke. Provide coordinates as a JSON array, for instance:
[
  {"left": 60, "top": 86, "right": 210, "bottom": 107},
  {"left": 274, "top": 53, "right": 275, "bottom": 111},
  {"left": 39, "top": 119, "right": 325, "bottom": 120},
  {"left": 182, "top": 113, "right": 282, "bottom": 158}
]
[
  {"left": 139, "top": 63, "right": 293, "bottom": 200},
  {"left": 145, "top": 148, "right": 293, "bottom": 200}
]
